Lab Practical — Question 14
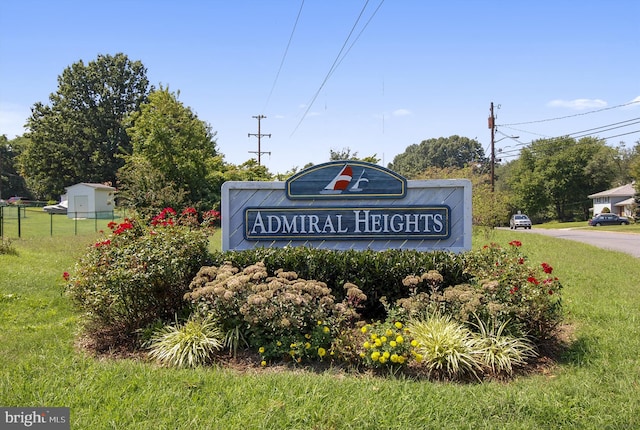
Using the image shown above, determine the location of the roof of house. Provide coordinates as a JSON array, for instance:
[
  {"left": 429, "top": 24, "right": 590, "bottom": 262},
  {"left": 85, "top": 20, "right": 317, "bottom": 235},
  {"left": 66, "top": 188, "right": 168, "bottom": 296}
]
[
  {"left": 588, "top": 183, "right": 635, "bottom": 199},
  {"left": 614, "top": 197, "right": 636, "bottom": 207}
]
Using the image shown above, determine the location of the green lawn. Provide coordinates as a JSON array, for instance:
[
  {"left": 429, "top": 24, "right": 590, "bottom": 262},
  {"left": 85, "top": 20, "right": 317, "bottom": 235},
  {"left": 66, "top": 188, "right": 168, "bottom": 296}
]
[{"left": 1, "top": 228, "right": 639, "bottom": 429}]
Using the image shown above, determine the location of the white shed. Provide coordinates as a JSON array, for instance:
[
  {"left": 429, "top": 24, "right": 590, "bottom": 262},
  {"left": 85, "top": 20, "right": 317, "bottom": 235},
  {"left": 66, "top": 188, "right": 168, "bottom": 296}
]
[{"left": 65, "top": 183, "right": 116, "bottom": 219}]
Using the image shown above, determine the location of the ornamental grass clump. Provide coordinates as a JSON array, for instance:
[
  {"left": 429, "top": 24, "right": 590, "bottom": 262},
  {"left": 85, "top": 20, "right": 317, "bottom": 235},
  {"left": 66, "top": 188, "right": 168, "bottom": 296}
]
[
  {"left": 408, "top": 314, "right": 483, "bottom": 380},
  {"left": 147, "top": 315, "right": 224, "bottom": 368},
  {"left": 471, "top": 316, "right": 538, "bottom": 375}
]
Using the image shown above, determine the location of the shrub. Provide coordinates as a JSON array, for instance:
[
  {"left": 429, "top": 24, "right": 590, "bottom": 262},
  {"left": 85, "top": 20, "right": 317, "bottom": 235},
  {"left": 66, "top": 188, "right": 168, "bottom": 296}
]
[
  {"left": 185, "top": 262, "right": 366, "bottom": 363},
  {"left": 65, "top": 208, "right": 213, "bottom": 335},
  {"left": 210, "top": 248, "right": 469, "bottom": 319},
  {"left": 462, "top": 241, "right": 563, "bottom": 339},
  {"left": 147, "top": 314, "right": 224, "bottom": 368},
  {"left": 358, "top": 319, "right": 417, "bottom": 374}
]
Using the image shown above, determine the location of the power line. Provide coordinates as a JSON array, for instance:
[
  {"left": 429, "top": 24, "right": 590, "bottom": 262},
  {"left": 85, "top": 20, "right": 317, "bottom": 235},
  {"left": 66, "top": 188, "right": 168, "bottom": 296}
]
[
  {"left": 498, "top": 99, "right": 640, "bottom": 127},
  {"left": 290, "top": 0, "right": 384, "bottom": 137},
  {"left": 262, "top": 0, "right": 305, "bottom": 113}
]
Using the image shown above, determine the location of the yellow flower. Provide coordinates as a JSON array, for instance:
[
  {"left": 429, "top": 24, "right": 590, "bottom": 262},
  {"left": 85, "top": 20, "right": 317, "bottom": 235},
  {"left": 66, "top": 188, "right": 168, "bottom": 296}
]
[
  {"left": 397, "top": 355, "right": 406, "bottom": 364},
  {"left": 395, "top": 321, "right": 403, "bottom": 329},
  {"left": 390, "top": 354, "right": 399, "bottom": 363},
  {"left": 359, "top": 352, "right": 366, "bottom": 358},
  {"left": 385, "top": 329, "right": 394, "bottom": 337},
  {"left": 390, "top": 340, "right": 397, "bottom": 348},
  {"left": 361, "top": 326, "right": 368, "bottom": 334},
  {"left": 317, "top": 320, "right": 323, "bottom": 325},
  {"left": 276, "top": 341, "right": 282, "bottom": 346},
  {"left": 261, "top": 360, "right": 267, "bottom": 367},
  {"left": 383, "top": 351, "right": 390, "bottom": 359},
  {"left": 415, "top": 353, "right": 423, "bottom": 363},
  {"left": 370, "top": 333, "right": 378, "bottom": 340},
  {"left": 305, "top": 342, "right": 311, "bottom": 349},
  {"left": 380, "top": 336, "right": 387, "bottom": 343},
  {"left": 318, "top": 347, "right": 326, "bottom": 357},
  {"left": 323, "top": 326, "right": 330, "bottom": 333},
  {"left": 290, "top": 343, "right": 297, "bottom": 348},
  {"left": 396, "top": 335, "right": 404, "bottom": 344},
  {"left": 379, "top": 356, "right": 387, "bottom": 364},
  {"left": 305, "top": 333, "right": 311, "bottom": 339},
  {"left": 410, "top": 339, "right": 418, "bottom": 347},
  {"left": 258, "top": 346, "right": 265, "bottom": 354},
  {"left": 374, "top": 339, "right": 382, "bottom": 347},
  {"left": 363, "top": 341, "right": 371, "bottom": 349},
  {"left": 371, "top": 351, "right": 380, "bottom": 361}
]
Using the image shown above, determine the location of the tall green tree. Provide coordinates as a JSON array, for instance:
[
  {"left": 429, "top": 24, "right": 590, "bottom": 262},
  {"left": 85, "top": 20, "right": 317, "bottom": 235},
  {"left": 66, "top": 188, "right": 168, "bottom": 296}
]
[
  {"left": 19, "top": 53, "right": 149, "bottom": 199},
  {"left": 508, "top": 136, "right": 616, "bottom": 221},
  {"left": 388, "top": 135, "right": 486, "bottom": 178},
  {"left": 119, "top": 87, "right": 219, "bottom": 211},
  {"left": 0, "top": 135, "right": 30, "bottom": 200}
]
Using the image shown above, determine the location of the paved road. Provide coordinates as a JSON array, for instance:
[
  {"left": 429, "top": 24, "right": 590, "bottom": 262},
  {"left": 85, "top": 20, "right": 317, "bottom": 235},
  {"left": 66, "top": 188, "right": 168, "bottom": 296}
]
[{"left": 516, "top": 227, "right": 640, "bottom": 258}]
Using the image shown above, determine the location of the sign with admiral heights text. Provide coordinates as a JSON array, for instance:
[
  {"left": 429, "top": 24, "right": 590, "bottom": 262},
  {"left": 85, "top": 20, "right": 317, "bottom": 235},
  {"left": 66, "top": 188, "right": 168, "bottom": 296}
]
[{"left": 222, "top": 161, "right": 471, "bottom": 252}]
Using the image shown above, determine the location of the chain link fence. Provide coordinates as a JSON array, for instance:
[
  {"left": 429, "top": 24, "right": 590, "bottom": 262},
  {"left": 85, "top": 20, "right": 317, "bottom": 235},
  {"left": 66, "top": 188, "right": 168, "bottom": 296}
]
[{"left": 0, "top": 204, "right": 118, "bottom": 238}]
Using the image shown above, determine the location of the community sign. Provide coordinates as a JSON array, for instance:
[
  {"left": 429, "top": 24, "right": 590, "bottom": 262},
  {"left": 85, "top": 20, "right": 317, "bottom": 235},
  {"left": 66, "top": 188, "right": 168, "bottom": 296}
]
[{"left": 221, "top": 160, "right": 471, "bottom": 252}]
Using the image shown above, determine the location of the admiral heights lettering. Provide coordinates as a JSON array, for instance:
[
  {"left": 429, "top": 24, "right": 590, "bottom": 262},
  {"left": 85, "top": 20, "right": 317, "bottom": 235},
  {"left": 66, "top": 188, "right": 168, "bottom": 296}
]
[{"left": 245, "top": 206, "right": 450, "bottom": 240}]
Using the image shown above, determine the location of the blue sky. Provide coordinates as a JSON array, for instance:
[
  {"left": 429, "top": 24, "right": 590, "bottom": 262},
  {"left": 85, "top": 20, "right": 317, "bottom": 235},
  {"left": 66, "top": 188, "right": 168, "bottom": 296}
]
[{"left": 1, "top": 0, "right": 639, "bottom": 174}]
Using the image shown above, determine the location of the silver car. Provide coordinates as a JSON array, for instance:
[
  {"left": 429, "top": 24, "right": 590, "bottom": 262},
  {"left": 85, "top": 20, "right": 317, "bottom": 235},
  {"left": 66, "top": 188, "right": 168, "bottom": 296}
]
[{"left": 510, "top": 214, "right": 532, "bottom": 229}]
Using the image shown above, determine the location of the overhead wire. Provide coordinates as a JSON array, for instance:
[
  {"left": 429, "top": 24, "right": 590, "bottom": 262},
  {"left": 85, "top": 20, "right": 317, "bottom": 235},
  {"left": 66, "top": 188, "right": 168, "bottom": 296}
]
[
  {"left": 290, "top": 0, "right": 385, "bottom": 137},
  {"left": 262, "top": 0, "right": 305, "bottom": 113}
]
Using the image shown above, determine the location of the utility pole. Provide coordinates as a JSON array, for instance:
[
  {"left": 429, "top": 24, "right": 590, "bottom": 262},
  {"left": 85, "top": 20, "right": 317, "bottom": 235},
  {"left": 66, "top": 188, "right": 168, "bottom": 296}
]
[
  {"left": 488, "top": 102, "right": 496, "bottom": 192},
  {"left": 248, "top": 115, "right": 271, "bottom": 166}
]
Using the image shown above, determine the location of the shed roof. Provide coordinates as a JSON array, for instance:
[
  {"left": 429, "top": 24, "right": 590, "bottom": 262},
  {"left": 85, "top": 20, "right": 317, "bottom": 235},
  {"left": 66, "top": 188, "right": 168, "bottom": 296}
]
[{"left": 65, "top": 182, "right": 116, "bottom": 191}]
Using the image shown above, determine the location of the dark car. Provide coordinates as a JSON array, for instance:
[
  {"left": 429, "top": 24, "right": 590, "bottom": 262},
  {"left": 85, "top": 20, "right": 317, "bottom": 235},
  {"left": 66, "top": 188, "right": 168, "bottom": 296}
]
[
  {"left": 510, "top": 214, "right": 532, "bottom": 229},
  {"left": 588, "top": 214, "right": 630, "bottom": 226}
]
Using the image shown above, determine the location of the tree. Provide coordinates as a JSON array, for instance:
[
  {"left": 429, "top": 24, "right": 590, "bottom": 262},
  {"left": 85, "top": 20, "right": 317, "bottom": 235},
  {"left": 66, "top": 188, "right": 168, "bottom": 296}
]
[
  {"left": 120, "top": 87, "right": 219, "bottom": 210},
  {"left": 329, "top": 147, "right": 380, "bottom": 164},
  {"left": 417, "top": 166, "right": 510, "bottom": 235},
  {"left": 19, "top": 53, "right": 149, "bottom": 199},
  {"left": 0, "top": 135, "right": 30, "bottom": 200},
  {"left": 388, "top": 136, "right": 486, "bottom": 179},
  {"left": 508, "top": 136, "right": 616, "bottom": 221}
]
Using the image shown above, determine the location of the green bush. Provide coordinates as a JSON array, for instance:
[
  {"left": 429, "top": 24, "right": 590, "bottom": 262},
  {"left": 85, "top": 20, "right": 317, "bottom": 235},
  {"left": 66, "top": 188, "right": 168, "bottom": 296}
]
[
  {"left": 462, "top": 241, "right": 563, "bottom": 339},
  {"left": 65, "top": 208, "right": 212, "bottom": 335},
  {"left": 210, "top": 248, "right": 469, "bottom": 319},
  {"left": 185, "top": 262, "right": 366, "bottom": 363}
]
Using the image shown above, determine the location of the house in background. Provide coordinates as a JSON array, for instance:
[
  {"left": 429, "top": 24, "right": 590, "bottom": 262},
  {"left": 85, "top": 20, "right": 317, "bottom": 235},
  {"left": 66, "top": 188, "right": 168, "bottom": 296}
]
[
  {"left": 65, "top": 183, "right": 116, "bottom": 219},
  {"left": 588, "top": 183, "right": 636, "bottom": 218}
]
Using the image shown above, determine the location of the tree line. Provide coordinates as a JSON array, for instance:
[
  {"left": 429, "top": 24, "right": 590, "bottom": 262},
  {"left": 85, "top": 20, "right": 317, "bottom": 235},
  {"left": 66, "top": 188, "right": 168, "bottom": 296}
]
[{"left": 1, "top": 53, "right": 639, "bottom": 224}]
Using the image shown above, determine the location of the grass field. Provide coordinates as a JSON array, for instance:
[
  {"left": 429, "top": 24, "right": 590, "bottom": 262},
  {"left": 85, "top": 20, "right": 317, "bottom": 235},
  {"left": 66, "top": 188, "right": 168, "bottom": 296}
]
[{"left": 1, "top": 225, "right": 639, "bottom": 429}]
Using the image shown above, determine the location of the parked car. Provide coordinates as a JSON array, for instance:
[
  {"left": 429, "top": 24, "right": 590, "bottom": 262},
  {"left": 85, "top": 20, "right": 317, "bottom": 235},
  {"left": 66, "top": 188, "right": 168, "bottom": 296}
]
[
  {"left": 588, "top": 214, "right": 630, "bottom": 226},
  {"left": 43, "top": 200, "right": 68, "bottom": 215},
  {"left": 510, "top": 214, "right": 532, "bottom": 229},
  {"left": 0, "top": 199, "right": 7, "bottom": 207}
]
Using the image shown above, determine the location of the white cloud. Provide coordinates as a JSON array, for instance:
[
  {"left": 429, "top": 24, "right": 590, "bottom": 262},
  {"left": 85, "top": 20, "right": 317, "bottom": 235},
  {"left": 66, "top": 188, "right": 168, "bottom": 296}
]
[
  {"left": 392, "top": 109, "right": 412, "bottom": 117},
  {"left": 547, "top": 98, "right": 607, "bottom": 110}
]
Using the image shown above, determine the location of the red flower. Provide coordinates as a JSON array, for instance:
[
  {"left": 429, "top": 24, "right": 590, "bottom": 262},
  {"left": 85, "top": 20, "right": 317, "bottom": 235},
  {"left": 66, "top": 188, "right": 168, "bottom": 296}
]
[
  {"left": 548, "top": 290, "right": 554, "bottom": 295},
  {"left": 541, "top": 263, "right": 553, "bottom": 274},
  {"left": 509, "top": 240, "right": 522, "bottom": 247},
  {"left": 62, "top": 272, "right": 70, "bottom": 281},
  {"left": 107, "top": 221, "right": 117, "bottom": 230},
  {"left": 527, "top": 276, "right": 539, "bottom": 285},
  {"left": 181, "top": 207, "right": 197, "bottom": 216},
  {"left": 518, "top": 257, "right": 525, "bottom": 265}
]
